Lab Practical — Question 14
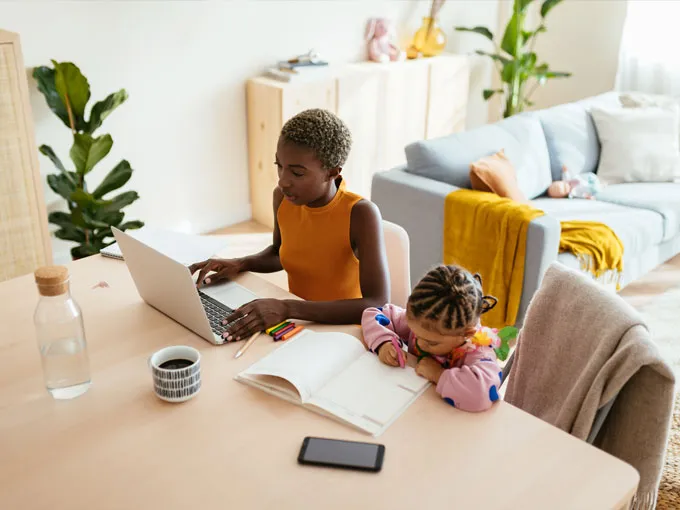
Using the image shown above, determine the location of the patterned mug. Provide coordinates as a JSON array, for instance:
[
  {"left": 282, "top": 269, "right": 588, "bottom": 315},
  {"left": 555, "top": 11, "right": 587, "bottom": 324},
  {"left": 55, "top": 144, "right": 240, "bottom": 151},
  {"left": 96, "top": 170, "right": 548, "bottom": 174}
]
[{"left": 149, "top": 345, "right": 201, "bottom": 403}]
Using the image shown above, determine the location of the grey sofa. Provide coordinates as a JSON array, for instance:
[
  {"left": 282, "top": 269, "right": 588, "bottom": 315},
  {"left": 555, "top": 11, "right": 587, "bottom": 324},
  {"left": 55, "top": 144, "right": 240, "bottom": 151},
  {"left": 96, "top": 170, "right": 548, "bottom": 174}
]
[{"left": 371, "top": 92, "right": 680, "bottom": 326}]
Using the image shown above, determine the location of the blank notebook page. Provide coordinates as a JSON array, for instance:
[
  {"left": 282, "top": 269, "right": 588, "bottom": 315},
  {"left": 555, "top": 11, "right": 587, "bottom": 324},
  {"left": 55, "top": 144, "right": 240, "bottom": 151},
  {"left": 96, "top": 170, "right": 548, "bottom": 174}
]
[{"left": 310, "top": 353, "right": 430, "bottom": 428}]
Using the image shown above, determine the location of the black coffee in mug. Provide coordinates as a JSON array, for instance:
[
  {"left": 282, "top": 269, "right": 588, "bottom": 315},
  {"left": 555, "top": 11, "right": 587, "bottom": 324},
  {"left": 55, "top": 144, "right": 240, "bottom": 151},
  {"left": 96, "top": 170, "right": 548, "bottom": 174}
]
[{"left": 159, "top": 358, "right": 194, "bottom": 370}]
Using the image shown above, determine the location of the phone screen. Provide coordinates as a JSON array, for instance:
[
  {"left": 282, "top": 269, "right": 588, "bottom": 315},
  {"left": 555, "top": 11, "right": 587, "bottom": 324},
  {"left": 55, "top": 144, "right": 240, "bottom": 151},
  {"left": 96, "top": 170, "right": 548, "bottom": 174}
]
[{"left": 298, "top": 437, "right": 384, "bottom": 472}]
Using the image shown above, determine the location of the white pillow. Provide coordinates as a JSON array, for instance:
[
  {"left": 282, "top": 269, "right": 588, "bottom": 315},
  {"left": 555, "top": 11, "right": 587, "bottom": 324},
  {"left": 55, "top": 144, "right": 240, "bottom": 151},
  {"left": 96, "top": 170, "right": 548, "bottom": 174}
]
[
  {"left": 619, "top": 92, "right": 680, "bottom": 110},
  {"left": 590, "top": 105, "right": 680, "bottom": 184}
]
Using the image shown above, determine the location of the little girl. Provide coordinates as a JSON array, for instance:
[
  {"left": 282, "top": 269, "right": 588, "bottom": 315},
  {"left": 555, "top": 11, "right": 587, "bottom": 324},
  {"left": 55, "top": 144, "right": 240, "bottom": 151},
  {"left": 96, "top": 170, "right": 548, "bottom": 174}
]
[{"left": 362, "top": 264, "right": 504, "bottom": 412}]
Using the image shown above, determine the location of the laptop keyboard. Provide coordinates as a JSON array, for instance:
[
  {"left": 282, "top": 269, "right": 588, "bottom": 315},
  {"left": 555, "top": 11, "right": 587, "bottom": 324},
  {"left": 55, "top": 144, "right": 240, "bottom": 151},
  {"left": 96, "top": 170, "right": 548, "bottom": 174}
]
[{"left": 198, "top": 291, "right": 243, "bottom": 338}]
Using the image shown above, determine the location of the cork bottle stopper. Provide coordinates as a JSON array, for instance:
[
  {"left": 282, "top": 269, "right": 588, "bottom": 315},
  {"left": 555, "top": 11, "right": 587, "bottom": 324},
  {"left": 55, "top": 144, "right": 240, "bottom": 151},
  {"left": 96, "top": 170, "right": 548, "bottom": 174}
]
[{"left": 34, "top": 266, "right": 70, "bottom": 297}]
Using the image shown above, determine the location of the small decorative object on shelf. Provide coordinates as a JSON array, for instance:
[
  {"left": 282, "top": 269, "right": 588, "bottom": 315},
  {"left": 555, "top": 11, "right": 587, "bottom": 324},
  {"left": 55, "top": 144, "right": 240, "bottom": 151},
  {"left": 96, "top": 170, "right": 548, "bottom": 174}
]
[
  {"left": 263, "top": 49, "right": 331, "bottom": 83},
  {"left": 365, "top": 18, "right": 405, "bottom": 63},
  {"left": 407, "top": 0, "right": 447, "bottom": 59}
]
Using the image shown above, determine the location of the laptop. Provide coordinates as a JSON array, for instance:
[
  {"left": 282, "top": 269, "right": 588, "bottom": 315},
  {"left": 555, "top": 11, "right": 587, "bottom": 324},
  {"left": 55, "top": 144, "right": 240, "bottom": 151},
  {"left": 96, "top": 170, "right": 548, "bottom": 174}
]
[{"left": 112, "top": 227, "right": 259, "bottom": 345}]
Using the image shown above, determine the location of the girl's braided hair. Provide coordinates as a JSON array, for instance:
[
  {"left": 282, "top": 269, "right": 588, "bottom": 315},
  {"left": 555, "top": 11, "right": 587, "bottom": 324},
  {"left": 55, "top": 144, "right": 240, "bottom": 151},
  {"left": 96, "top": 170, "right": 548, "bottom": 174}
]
[{"left": 407, "top": 265, "right": 498, "bottom": 331}]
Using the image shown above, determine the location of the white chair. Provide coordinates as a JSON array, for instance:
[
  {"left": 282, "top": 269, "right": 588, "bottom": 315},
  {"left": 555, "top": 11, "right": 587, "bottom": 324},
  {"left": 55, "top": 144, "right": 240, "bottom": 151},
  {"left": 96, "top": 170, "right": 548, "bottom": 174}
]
[{"left": 382, "top": 220, "right": 411, "bottom": 308}]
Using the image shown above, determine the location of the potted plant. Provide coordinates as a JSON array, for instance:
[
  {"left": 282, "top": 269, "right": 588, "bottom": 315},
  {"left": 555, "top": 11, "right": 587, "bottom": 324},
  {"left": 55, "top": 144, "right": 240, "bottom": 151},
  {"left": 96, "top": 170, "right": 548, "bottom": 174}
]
[
  {"left": 456, "top": 0, "right": 571, "bottom": 118},
  {"left": 33, "top": 61, "right": 143, "bottom": 259}
]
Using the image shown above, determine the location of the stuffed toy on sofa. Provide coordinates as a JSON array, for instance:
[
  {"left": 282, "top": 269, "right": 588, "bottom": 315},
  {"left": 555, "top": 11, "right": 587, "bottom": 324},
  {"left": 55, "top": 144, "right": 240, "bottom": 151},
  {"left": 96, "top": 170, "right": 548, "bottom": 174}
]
[{"left": 547, "top": 166, "right": 604, "bottom": 200}]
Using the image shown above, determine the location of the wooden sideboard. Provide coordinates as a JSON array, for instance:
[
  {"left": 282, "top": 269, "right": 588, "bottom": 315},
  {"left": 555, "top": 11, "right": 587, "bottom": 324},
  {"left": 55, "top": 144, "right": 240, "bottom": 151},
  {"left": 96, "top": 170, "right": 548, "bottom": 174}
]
[
  {"left": 0, "top": 30, "right": 52, "bottom": 281},
  {"left": 246, "top": 54, "right": 469, "bottom": 228}
]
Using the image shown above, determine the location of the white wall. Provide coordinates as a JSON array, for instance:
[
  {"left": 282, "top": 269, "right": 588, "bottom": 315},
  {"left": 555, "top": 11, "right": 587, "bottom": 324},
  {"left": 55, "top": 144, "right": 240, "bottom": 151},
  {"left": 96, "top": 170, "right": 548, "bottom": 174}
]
[
  {"left": 531, "top": 0, "right": 628, "bottom": 110},
  {"left": 1, "top": 0, "right": 500, "bottom": 263}
]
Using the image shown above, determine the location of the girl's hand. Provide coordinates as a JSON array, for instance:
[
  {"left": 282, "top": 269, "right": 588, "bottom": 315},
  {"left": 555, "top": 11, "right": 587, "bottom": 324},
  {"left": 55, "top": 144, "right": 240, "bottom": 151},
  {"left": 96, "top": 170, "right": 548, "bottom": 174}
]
[
  {"left": 189, "top": 258, "right": 243, "bottom": 287},
  {"left": 377, "top": 342, "right": 401, "bottom": 367},
  {"left": 416, "top": 357, "right": 445, "bottom": 384},
  {"left": 221, "top": 299, "right": 289, "bottom": 342}
]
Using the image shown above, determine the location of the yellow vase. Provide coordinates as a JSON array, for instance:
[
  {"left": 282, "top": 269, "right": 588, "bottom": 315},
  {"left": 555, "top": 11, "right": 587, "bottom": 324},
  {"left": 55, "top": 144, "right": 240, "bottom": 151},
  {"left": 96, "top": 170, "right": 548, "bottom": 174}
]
[{"left": 409, "top": 16, "right": 447, "bottom": 58}]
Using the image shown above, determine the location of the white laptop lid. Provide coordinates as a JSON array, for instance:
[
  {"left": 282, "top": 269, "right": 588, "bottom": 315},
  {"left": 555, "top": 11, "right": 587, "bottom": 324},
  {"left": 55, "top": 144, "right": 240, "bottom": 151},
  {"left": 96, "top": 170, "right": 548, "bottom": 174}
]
[{"left": 112, "top": 227, "right": 216, "bottom": 343}]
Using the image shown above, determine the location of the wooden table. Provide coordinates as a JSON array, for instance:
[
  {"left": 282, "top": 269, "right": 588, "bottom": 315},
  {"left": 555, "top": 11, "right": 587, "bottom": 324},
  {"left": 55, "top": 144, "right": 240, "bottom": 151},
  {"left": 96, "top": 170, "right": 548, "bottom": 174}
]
[{"left": 0, "top": 256, "right": 639, "bottom": 509}]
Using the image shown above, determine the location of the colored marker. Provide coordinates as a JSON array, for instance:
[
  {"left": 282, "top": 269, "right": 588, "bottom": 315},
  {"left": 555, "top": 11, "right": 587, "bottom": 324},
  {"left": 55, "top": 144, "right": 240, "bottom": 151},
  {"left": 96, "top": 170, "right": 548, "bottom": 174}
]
[
  {"left": 269, "top": 321, "right": 291, "bottom": 336},
  {"left": 274, "top": 323, "right": 296, "bottom": 341},
  {"left": 282, "top": 325, "right": 304, "bottom": 341},
  {"left": 266, "top": 321, "right": 288, "bottom": 335}
]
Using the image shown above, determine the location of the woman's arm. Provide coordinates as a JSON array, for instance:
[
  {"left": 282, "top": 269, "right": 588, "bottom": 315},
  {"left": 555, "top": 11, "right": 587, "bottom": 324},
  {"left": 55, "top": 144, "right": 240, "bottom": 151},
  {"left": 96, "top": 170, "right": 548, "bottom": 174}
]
[
  {"left": 284, "top": 199, "right": 390, "bottom": 324},
  {"left": 236, "top": 188, "right": 285, "bottom": 274},
  {"left": 190, "top": 189, "right": 285, "bottom": 285}
]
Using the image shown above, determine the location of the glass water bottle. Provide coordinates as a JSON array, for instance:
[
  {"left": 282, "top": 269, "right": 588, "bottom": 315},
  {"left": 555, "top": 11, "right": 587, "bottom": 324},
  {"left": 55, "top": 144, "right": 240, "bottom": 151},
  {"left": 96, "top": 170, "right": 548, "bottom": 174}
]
[{"left": 34, "top": 266, "right": 91, "bottom": 399}]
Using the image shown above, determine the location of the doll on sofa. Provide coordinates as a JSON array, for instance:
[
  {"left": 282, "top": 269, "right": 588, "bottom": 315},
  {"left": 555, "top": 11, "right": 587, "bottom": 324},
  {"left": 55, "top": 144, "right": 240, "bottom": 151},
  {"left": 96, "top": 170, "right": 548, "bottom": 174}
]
[{"left": 548, "top": 165, "right": 604, "bottom": 199}]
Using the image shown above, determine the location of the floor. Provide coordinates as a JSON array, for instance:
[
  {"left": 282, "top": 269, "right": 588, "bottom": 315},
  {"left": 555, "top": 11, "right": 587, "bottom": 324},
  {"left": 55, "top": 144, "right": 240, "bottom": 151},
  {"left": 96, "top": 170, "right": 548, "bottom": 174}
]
[{"left": 619, "top": 254, "right": 680, "bottom": 307}]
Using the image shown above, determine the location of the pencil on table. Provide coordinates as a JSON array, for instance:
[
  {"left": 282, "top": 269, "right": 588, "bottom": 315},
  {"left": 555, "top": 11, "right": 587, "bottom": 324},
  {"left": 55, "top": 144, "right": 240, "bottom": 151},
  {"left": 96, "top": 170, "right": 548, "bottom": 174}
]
[{"left": 234, "top": 331, "right": 262, "bottom": 359}]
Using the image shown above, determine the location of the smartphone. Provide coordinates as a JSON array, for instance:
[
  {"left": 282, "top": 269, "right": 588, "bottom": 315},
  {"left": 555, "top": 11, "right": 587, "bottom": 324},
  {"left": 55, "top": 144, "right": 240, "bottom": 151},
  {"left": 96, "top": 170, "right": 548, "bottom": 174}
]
[{"left": 297, "top": 436, "right": 385, "bottom": 472}]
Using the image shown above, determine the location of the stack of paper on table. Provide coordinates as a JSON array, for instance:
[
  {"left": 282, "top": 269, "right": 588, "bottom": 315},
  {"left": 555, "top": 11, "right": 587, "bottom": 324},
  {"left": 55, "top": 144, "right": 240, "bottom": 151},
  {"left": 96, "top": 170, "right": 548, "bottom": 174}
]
[{"left": 235, "top": 329, "right": 430, "bottom": 437}]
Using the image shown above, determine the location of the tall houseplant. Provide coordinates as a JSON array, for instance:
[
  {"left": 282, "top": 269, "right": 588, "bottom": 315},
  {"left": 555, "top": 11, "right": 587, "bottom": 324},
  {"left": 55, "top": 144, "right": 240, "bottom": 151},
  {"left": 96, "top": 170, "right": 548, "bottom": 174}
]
[
  {"left": 33, "top": 61, "right": 143, "bottom": 259},
  {"left": 456, "top": 0, "right": 571, "bottom": 118}
]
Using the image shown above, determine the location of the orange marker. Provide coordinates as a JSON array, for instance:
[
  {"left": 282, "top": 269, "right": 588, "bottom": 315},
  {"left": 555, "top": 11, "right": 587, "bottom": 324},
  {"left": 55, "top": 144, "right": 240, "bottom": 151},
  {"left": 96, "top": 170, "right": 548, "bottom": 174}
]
[{"left": 281, "top": 325, "right": 304, "bottom": 341}]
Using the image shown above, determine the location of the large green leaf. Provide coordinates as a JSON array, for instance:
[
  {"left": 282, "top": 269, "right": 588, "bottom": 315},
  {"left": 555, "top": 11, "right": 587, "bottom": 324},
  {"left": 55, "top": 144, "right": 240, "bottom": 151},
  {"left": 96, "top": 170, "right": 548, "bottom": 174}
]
[
  {"left": 501, "top": 11, "right": 526, "bottom": 56},
  {"left": 545, "top": 70, "right": 571, "bottom": 78},
  {"left": 86, "top": 89, "right": 129, "bottom": 134},
  {"left": 82, "top": 211, "right": 110, "bottom": 229},
  {"left": 70, "top": 133, "right": 113, "bottom": 175},
  {"left": 93, "top": 227, "right": 113, "bottom": 241},
  {"left": 515, "top": 0, "right": 535, "bottom": 12},
  {"left": 475, "top": 50, "right": 510, "bottom": 65},
  {"left": 455, "top": 26, "right": 494, "bottom": 41},
  {"left": 54, "top": 225, "right": 86, "bottom": 243},
  {"left": 98, "top": 211, "right": 125, "bottom": 227},
  {"left": 92, "top": 160, "right": 132, "bottom": 198},
  {"left": 501, "top": 61, "right": 516, "bottom": 84},
  {"left": 99, "top": 191, "right": 140, "bottom": 214},
  {"left": 71, "top": 244, "right": 100, "bottom": 260},
  {"left": 70, "top": 188, "right": 96, "bottom": 207},
  {"left": 47, "top": 173, "right": 76, "bottom": 200},
  {"left": 38, "top": 145, "right": 75, "bottom": 182},
  {"left": 541, "top": 0, "right": 563, "bottom": 18},
  {"left": 53, "top": 61, "right": 90, "bottom": 131},
  {"left": 483, "top": 89, "right": 503, "bottom": 100},
  {"left": 32, "top": 66, "right": 70, "bottom": 129},
  {"left": 519, "top": 52, "right": 538, "bottom": 81},
  {"left": 118, "top": 220, "right": 144, "bottom": 231},
  {"left": 47, "top": 211, "right": 73, "bottom": 229}
]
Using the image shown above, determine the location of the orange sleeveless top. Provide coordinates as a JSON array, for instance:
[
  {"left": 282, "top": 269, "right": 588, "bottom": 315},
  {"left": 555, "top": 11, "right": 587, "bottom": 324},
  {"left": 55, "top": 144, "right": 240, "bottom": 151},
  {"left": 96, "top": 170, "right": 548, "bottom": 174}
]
[{"left": 278, "top": 178, "right": 363, "bottom": 301}]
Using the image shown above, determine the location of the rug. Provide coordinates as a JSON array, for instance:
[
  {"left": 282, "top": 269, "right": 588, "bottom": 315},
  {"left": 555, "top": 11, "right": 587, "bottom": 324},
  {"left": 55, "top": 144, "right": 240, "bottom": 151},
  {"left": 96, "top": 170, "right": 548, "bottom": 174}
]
[
  {"left": 635, "top": 285, "right": 680, "bottom": 386},
  {"left": 657, "top": 391, "right": 679, "bottom": 510},
  {"left": 632, "top": 285, "right": 680, "bottom": 508}
]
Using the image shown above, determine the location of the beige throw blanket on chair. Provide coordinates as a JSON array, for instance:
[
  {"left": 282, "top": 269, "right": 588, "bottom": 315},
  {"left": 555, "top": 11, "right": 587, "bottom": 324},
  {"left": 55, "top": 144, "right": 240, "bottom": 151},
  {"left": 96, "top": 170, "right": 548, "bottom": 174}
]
[{"left": 505, "top": 263, "right": 675, "bottom": 509}]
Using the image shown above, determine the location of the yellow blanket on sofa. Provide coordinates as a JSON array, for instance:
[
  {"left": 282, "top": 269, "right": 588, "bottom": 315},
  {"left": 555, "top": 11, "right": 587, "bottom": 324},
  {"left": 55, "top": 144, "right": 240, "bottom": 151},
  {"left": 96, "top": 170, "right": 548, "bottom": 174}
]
[{"left": 443, "top": 189, "right": 624, "bottom": 329}]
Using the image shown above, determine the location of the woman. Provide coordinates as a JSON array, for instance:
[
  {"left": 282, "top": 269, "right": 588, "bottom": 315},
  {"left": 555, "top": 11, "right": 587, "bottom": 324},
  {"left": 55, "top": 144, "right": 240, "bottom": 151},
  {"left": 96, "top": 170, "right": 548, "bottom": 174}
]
[{"left": 189, "top": 109, "right": 390, "bottom": 341}]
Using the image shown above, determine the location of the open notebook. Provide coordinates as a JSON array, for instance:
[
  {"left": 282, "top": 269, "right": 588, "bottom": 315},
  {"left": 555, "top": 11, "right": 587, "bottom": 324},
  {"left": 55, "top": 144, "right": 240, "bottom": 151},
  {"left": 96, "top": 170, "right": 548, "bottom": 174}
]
[{"left": 235, "top": 329, "right": 430, "bottom": 437}]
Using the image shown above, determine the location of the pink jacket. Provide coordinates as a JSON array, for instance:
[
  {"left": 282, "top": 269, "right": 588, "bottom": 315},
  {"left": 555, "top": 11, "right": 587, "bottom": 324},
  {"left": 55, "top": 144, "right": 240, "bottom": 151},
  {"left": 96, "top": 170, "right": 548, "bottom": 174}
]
[{"left": 362, "top": 304, "right": 502, "bottom": 412}]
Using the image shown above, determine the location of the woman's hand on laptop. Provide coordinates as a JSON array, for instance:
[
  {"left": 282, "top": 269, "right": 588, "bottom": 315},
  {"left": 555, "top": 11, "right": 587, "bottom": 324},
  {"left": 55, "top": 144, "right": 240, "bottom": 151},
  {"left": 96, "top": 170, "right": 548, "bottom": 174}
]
[
  {"left": 222, "top": 299, "right": 289, "bottom": 342},
  {"left": 189, "top": 258, "right": 242, "bottom": 287}
]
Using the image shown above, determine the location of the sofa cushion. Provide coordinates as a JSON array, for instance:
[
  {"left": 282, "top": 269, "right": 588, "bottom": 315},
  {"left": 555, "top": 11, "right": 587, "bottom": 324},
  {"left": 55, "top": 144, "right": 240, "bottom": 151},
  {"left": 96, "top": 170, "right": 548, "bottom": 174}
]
[
  {"left": 532, "top": 92, "right": 621, "bottom": 181},
  {"left": 469, "top": 150, "right": 526, "bottom": 202},
  {"left": 596, "top": 183, "right": 680, "bottom": 241},
  {"left": 532, "top": 197, "right": 664, "bottom": 258},
  {"left": 404, "top": 115, "right": 552, "bottom": 199}
]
